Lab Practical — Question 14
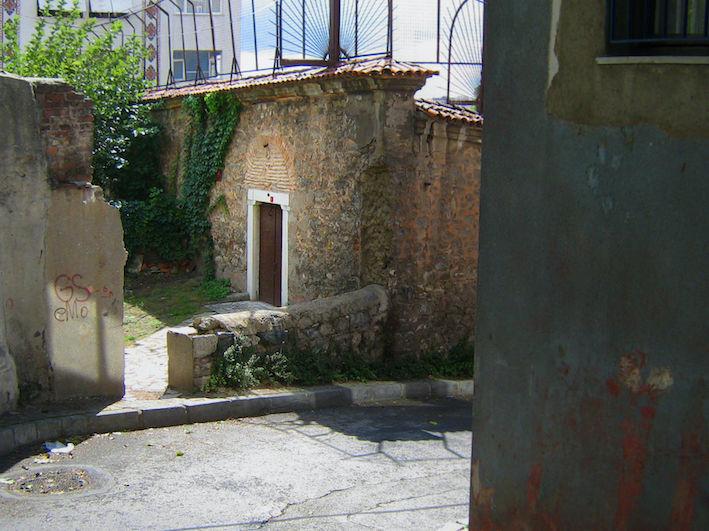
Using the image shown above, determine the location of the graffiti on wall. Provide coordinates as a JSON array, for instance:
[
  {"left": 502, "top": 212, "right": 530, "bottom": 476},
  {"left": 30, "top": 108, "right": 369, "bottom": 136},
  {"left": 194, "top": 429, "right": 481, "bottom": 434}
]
[{"left": 52, "top": 274, "right": 114, "bottom": 323}]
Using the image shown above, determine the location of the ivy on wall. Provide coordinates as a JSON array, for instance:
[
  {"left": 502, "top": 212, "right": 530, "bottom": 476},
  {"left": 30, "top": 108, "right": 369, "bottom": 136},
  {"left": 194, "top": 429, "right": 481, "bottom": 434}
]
[
  {"left": 120, "top": 92, "right": 240, "bottom": 276},
  {"left": 180, "top": 92, "right": 241, "bottom": 278}
]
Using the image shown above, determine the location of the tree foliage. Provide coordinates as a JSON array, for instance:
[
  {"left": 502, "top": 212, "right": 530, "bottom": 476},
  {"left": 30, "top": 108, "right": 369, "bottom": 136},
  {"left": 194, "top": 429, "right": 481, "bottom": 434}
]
[{"left": 0, "top": 1, "right": 152, "bottom": 194}]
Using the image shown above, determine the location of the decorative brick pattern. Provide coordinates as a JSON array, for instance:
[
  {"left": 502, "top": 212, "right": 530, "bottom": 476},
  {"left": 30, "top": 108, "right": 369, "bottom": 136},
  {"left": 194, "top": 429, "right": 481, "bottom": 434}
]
[
  {"left": 144, "top": 3, "right": 159, "bottom": 83},
  {"left": 33, "top": 82, "right": 94, "bottom": 184},
  {"left": 244, "top": 136, "right": 294, "bottom": 192}
]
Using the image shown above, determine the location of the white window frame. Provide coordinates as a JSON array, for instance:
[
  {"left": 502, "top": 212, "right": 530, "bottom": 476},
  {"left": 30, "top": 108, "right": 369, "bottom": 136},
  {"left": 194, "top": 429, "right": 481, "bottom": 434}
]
[
  {"left": 247, "top": 189, "right": 290, "bottom": 307},
  {"left": 177, "top": 0, "right": 222, "bottom": 15}
]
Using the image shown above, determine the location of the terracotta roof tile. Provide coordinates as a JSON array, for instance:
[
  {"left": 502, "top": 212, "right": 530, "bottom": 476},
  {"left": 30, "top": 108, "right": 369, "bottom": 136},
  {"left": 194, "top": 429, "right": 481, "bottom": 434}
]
[
  {"left": 144, "top": 57, "right": 438, "bottom": 101},
  {"left": 415, "top": 99, "right": 483, "bottom": 127}
]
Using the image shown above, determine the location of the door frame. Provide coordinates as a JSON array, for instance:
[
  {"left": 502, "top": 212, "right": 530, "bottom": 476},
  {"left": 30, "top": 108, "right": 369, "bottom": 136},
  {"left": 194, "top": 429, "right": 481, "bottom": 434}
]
[{"left": 246, "top": 188, "right": 290, "bottom": 306}]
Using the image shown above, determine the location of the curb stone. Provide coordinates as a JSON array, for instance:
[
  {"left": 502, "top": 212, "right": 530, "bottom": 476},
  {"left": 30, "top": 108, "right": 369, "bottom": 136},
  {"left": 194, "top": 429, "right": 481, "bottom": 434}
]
[{"left": 0, "top": 378, "right": 473, "bottom": 457}]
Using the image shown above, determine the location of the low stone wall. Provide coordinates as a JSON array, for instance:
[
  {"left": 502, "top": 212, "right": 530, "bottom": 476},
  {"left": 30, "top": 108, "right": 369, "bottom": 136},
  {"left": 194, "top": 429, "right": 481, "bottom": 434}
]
[{"left": 167, "top": 285, "right": 388, "bottom": 391}]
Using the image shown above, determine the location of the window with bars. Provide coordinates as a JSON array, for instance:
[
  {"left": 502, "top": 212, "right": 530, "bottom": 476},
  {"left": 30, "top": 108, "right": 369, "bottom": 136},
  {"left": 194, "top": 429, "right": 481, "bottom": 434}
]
[
  {"left": 173, "top": 50, "right": 222, "bottom": 81},
  {"left": 608, "top": 0, "right": 709, "bottom": 54}
]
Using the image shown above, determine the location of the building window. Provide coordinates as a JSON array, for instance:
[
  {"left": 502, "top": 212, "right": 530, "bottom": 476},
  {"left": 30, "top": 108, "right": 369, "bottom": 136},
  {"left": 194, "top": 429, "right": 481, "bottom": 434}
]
[
  {"left": 177, "top": 0, "right": 221, "bottom": 15},
  {"left": 608, "top": 0, "right": 709, "bottom": 54},
  {"left": 88, "top": 0, "right": 133, "bottom": 17},
  {"left": 173, "top": 50, "right": 222, "bottom": 81}
]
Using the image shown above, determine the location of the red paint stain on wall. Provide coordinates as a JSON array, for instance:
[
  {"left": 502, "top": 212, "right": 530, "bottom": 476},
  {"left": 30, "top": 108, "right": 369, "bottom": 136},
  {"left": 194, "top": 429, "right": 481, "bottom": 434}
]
[
  {"left": 606, "top": 378, "right": 621, "bottom": 397},
  {"left": 527, "top": 464, "right": 543, "bottom": 511},
  {"left": 614, "top": 421, "right": 649, "bottom": 530},
  {"left": 670, "top": 431, "right": 702, "bottom": 531},
  {"left": 640, "top": 406, "right": 656, "bottom": 420}
]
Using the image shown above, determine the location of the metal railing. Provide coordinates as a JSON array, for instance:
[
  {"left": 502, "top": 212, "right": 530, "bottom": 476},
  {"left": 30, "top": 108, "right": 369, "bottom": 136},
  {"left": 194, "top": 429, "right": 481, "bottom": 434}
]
[{"left": 2, "top": 0, "right": 485, "bottom": 103}]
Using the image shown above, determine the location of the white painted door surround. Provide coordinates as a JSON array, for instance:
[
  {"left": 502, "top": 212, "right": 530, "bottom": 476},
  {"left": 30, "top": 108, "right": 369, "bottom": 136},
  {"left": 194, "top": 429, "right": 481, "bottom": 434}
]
[{"left": 246, "top": 188, "right": 290, "bottom": 306}]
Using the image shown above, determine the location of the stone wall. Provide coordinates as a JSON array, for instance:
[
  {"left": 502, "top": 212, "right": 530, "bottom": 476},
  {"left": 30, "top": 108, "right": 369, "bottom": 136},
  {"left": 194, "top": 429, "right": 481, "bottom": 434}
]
[
  {"left": 153, "top": 73, "right": 480, "bottom": 357},
  {"left": 0, "top": 73, "right": 127, "bottom": 405},
  {"left": 386, "top": 111, "right": 481, "bottom": 355},
  {"left": 167, "top": 285, "right": 388, "bottom": 391}
]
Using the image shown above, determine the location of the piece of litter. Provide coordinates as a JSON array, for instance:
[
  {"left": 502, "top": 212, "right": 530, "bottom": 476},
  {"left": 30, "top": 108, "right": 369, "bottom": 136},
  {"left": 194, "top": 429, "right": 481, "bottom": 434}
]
[
  {"left": 33, "top": 457, "right": 51, "bottom": 464},
  {"left": 0, "top": 478, "right": 15, "bottom": 485},
  {"left": 43, "top": 441, "right": 75, "bottom": 454},
  {"left": 176, "top": 451, "right": 184, "bottom": 457}
]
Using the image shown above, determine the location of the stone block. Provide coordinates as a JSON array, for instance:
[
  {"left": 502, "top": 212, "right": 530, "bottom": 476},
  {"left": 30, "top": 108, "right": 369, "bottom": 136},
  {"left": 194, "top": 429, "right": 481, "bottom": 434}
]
[
  {"left": 186, "top": 399, "right": 235, "bottom": 424},
  {"left": 319, "top": 322, "right": 334, "bottom": 336},
  {"left": 89, "top": 409, "right": 141, "bottom": 434},
  {"left": 12, "top": 422, "right": 38, "bottom": 448},
  {"left": 0, "top": 427, "right": 15, "bottom": 456},
  {"left": 215, "top": 332, "right": 235, "bottom": 356},
  {"left": 350, "top": 311, "right": 370, "bottom": 329},
  {"left": 335, "top": 316, "right": 349, "bottom": 333},
  {"left": 431, "top": 379, "right": 473, "bottom": 398},
  {"left": 35, "top": 417, "right": 63, "bottom": 442},
  {"left": 193, "top": 376, "right": 211, "bottom": 390},
  {"left": 168, "top": 330, "right": 197, "bottom": 393},
  {"left": 61, "top": 415, "right": 90, "bottom": 437},
  {"left": 345, "top": 382, "right": 404, "bottom": 403},
  {"left": 192, "top": 334, "right": 218, "bottom": 359},
  {"left": 265, "top": 391, "right": 314, "bottom": 414},
  {"left": 312, "top": 386, "right": 352, "bottom": 408},
  {"left": 233, "top": 396, "right": 270, "bottom": 418},
  {"left": 404, "top": 380, "right": 432, "bottom": 399},
  {"left": 141, "top": 404, "right": 188, "bottom": 429}
]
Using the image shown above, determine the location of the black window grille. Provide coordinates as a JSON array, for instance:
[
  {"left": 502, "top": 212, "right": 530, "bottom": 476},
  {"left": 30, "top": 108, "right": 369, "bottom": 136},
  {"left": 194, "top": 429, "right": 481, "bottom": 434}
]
[{"left": 608, "top": 0, "right": 709, "bottom": 54}]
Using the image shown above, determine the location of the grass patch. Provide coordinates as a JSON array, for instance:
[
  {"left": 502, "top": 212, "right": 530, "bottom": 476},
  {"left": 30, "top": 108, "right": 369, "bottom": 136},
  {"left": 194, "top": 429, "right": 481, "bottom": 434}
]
[{"left": 123, "top": 274, "right": 231, "bottom": 346}]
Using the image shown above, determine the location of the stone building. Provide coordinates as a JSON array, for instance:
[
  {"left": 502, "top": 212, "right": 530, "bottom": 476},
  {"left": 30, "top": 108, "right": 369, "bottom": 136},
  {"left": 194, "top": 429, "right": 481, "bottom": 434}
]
[{"left": 147, "top": 58, "right": 482, "bottom": 357}]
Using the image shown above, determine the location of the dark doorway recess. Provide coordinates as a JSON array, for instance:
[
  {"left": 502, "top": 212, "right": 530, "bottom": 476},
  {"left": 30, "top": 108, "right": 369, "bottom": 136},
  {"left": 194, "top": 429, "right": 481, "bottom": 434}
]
[{"left": 259, "top": 203, "right": 282, "bottom": 306}]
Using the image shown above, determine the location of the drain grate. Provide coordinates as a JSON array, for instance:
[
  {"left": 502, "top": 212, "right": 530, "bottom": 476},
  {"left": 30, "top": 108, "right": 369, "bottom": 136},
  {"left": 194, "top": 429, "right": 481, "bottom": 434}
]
[
  {"left": 8, "top": 468, "right": 91, "bottom": 496},
  {"left": 1, "top": 465, "right": 111, "bottom": 499}
]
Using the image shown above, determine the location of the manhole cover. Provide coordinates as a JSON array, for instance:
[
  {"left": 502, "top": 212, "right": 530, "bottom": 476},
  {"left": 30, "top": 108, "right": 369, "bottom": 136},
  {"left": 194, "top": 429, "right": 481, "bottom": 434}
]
[{"left": 0, "top": 465, "right": 111, "bottom": 500}]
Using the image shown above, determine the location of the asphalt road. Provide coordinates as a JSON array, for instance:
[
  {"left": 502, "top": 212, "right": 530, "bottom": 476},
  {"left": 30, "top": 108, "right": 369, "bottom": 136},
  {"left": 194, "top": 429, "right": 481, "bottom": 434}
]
[{"left": 0, "top": 398, "right": 472, "bottom": 530}]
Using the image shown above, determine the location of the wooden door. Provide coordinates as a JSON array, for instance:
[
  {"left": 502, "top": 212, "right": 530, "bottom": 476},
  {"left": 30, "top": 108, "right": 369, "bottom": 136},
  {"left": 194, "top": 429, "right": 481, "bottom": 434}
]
[{"left": 258, "top": 203, "right": 282, "bottom": 306}]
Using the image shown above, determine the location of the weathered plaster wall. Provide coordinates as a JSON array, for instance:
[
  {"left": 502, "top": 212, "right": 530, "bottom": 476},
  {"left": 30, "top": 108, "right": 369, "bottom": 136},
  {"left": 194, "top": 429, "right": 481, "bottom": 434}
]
[
  {"left": 0, "top": 293, "right": 18, "bottom": 415},
  {"left": 45, "top": 186, "right": 126, "bottom": 400},
  {"left": 0, "top": 73, "right": 127, "bottom": 404},
  {"left": 0, "top": 74, "right": 53, "bottom": 399},
  {"left": 472, "top": 1, "right": 708, "bottom": 528},
  {"left": 546, "top": 0, "right": 709, "bottom": 137},
  {"left": 154, "top": 76, "right": 480, "bottom": 357}
]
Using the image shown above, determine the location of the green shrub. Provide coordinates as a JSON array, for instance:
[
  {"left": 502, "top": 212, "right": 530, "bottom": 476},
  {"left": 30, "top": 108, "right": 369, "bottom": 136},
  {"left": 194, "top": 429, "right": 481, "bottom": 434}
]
[
  {"left": 207, "top": 337, "right": 474, "bottom": 392},
  {"left": 119, "top": 188, "right": 190, "bottom": 262}
]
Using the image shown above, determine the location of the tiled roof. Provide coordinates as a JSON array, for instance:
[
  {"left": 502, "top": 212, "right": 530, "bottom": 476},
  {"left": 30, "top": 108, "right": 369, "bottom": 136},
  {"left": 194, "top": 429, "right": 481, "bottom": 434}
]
[
  {"left": 144, "top": 57, "right": 438, "bottom": 101},
  {"left": 415, "top": 99, "right": 483, "bottom": 127}
]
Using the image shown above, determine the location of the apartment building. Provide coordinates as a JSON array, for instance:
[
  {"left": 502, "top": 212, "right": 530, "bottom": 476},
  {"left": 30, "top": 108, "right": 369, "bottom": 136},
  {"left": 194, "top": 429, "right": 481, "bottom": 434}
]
[{"left": 2, "top": 0, "right": 241, "bottom": 86}]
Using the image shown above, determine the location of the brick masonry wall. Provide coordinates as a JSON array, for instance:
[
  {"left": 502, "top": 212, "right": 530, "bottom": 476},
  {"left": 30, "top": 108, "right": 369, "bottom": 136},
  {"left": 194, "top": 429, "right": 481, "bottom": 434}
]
[
  {"left": 167, "top": 285, "right": 388, "bottom": 391},
  {"left": 34, "top": 81, "right": 94, "bottom": 184}
]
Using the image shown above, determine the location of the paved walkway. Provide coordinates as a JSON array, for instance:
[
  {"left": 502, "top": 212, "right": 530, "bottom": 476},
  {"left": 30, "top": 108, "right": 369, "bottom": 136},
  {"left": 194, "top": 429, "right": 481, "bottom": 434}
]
[
  {"left": 124, "top": 328, "right": 171, "bottom": 401},
  {"left": 123, "top": 301, "right": 275, "bottom": 401},
  {"left": 0, "top": 399, "right": 471, "bottom": 530}
]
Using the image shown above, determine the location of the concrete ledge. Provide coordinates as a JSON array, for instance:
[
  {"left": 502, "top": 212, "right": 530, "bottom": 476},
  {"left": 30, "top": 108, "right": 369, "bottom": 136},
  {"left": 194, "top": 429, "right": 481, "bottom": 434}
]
[
  {"left": 0, "top": 378, "right": 473, "bottom": 457},
  {"left": 140, "top": 404, "right": 188, "bottom": 429}
]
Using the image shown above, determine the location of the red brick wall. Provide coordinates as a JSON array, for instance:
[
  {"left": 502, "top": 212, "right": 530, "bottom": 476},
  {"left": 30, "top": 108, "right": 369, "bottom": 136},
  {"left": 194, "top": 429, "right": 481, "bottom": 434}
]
[{"left": 34, "top": 82, "right": 94, "bottom": 184}]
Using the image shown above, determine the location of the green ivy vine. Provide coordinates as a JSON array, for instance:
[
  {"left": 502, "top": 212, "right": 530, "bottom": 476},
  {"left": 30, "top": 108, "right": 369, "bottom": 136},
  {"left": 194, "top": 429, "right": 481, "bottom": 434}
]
[{"left": 181, "top": 92, "right": 241, "bottom": 278}]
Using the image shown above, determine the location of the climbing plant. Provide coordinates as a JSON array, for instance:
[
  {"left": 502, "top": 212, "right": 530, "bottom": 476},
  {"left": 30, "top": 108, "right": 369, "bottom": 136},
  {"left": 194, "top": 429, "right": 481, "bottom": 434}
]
[{"left": 180, "top": 92, "right": 241, "bottom": 278}]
